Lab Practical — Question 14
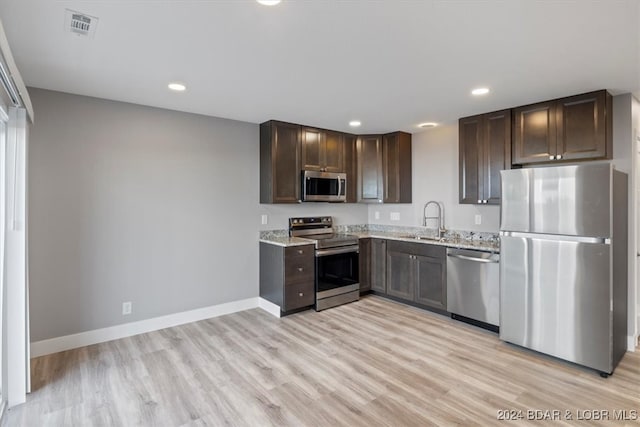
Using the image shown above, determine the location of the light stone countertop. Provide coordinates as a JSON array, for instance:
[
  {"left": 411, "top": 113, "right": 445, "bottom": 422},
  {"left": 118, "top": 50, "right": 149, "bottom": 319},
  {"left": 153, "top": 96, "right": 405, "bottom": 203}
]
[
  {"left": 350, "top": 231, "right": 499, "bottom": 253},
  {"left": 258, "top": 236, "right": 315, "bottom": 247},
  {"left": 259, "top": 227, "right": 499, "bottom": 253}
]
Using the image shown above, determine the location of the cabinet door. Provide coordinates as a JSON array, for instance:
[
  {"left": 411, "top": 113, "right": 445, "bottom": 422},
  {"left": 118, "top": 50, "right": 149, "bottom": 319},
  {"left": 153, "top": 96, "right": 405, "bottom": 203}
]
[
  {"left": 324, "top": 130, "right": 344, "bottom": 172},
  {"left": 284, "top": 282, "right": 315, "bottom": 311},
  {"left": 512, "top": 101, "right": 557, "bottom": 165},
  {"left": 386, "top": 250, "right": 414, "bottom": 300},
  {"left": 459, "top": 115, "right": 482, "bottom": 204},
  {"left": 383, "top": 132, "right": 412, "bottom": 203},
  {"left": 357, "top": 135, "right": 383, "bottom": 203},
  {"left": 272, "top": 122, "right": 301, "bottom": 203},
  {"left": 483, "top": 109, "right": 511, "bottom": 205},
  {"left": 358, "top": 238, "right": 372, "bottom": 292},
  {"left": 414, "top": 253, "right": 446, "bottom": 310},
  {"left": 370, "top": 239, "right": 387, "bottom": 292},
  {"left": 344, "top": 134, "right": 358, "bottom": 203},
  {"left": 556, "top": 90, "right": 609, "bottom": 161},
  {"left": 301, "top": 127, "right": 324, "bottom": 171},
  {"left": 383, "top": 133, "right": 400, "bottom": 203}
]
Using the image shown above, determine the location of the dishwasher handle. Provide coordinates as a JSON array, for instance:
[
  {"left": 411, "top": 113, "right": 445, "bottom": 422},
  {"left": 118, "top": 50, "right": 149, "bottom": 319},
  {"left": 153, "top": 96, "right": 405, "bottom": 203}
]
[{"left": 447, "top": 253, "right": 499, "bottom": 263}]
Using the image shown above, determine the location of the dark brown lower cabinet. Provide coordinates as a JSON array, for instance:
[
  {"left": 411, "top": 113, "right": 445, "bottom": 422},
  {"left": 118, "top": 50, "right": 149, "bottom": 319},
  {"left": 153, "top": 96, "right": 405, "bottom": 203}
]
[
  {"left": 384, "top": 240, "right": 446, "bottom": 311},
  {"left": 386, "top": 249, "right": 414, "bottom": 300},
  {"left": 358, "top": 238, "right": 372, "bottom": 292},
  {"left": 370, "top": 239, "right": 387, "bottom": 292},
  {"left": 414, "top": 253, "right": 446, "bottom": 310},
  {"left": 259, "top": 243, "right": 315, "bottom": 314}
]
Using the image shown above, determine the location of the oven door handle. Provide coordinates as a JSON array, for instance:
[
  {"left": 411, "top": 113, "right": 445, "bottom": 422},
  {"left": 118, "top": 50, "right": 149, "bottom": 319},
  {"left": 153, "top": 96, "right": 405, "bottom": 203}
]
[{"left": 315, "top": 246, "right": 359, "bottom": 257}]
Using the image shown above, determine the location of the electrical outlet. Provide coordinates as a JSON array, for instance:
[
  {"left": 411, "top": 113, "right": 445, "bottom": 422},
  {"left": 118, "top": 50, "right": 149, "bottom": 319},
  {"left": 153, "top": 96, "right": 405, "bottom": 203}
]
[
  {"left": 122, "top": 301, "right": 132, "bottom": 315},
  {"left": 374, "top": 211, "right": 380, "bottom": 220},
  {"left": 390, "top": 212, "right": 400, "bottom": 221},
  {"left": 475, "top": 214, "right": 482, "bottom": 225},
  {"left": 261, "top": 214, "right": 268, "bottom": 225}
]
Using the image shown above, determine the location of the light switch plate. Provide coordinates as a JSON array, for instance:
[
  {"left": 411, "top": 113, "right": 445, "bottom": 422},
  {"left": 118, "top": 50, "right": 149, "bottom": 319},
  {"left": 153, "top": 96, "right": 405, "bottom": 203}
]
[
  {"left": 261, "top": 214, "right": 268, "bottom": 225},
  {"left": 390, "top": 212, "right": 400, "bottom": 221},
  {"left": 475, "top": 214, "right": 482, "bottom": 225},
  {"left": 374, "top": 211, "right": 380, "bottom": 220}
]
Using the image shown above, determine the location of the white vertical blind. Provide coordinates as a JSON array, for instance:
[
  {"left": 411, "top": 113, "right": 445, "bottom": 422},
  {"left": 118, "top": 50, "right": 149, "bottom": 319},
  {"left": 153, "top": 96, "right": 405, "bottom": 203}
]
[
  {"left": 0, "top": 104, "right": 6, "bottom": 418},
  {"left": 5, "top": 106, "right": 27, "bottom": 407}
]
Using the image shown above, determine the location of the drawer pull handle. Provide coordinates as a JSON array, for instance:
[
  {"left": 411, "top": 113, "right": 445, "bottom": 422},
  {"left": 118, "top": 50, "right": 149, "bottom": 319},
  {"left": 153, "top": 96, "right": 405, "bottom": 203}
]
[
  {"left": 297, "top": 267, "right": 303, "bottom": 272},
  {"left": 297, "top": 250, "right": 303, "bottom": 254},
  {"left": 299, "top": 292, "right": 304, "bottom": 297}
]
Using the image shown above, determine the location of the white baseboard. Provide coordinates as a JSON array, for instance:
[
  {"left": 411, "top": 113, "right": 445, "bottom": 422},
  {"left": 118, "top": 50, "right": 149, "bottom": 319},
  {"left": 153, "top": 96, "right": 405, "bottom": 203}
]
[
  {"left": 628, "top": 335, "right": 638, "bottom": 352},
  {"left": 258, "top": 297, "right": 281, "bottom": 318},
  {"left": 30, "top": 297, "right": 260, "bottom": 358}
]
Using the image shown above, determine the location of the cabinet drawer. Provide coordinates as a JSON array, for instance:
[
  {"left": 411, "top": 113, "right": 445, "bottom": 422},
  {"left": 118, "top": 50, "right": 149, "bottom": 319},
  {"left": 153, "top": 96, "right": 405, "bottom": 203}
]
[
  {"left": 285, "top": 245, "right": 314, "bottom": 259},
  {"left": 284, "top": 245, "right": 314, "bottom": 283},
  {"left": 284, "top": 281, "right": 315, "bottom": 311},
  {"left": 284, "top": 259, "right": 314, "bottom": 284}
]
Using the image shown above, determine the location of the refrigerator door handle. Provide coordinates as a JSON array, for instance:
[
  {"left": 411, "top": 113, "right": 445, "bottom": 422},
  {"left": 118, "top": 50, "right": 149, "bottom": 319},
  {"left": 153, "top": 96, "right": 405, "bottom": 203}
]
[{"left": 500, "top": 231, "right": 610, "bottom": 244}]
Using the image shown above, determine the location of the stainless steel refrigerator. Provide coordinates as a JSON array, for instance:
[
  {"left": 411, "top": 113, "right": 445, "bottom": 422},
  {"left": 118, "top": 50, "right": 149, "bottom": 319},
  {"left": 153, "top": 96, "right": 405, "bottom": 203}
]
[{"left": 499, "top": 163, "right": 627, "bottom": 376}]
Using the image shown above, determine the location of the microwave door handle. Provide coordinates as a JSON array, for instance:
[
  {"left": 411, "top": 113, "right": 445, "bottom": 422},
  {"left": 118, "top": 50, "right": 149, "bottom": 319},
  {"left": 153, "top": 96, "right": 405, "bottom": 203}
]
[{"left": 337, "top": 177, "right": 342, "bottom": 198}]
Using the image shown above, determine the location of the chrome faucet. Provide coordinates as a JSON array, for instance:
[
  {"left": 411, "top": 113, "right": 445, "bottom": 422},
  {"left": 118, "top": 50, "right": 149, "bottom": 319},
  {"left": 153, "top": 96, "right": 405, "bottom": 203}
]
[{"left": 423, "top": 201, "right": 445, "bottom": 238}]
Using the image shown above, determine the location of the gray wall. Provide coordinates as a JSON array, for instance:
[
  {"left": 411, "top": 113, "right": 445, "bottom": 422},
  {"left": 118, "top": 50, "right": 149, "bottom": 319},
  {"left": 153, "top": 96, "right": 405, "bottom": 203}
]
[
  {"left": 28, "top": 88, "right": 368, "bottom": 342},
  {"left": 28, "top": 88, "right": 265, "bottom": 341},
  {"left": 259, "top": 204, "right": 367, "bottom": 231},
  {"left": 368, "top": 123, "right": 501, "bottom": 232}
]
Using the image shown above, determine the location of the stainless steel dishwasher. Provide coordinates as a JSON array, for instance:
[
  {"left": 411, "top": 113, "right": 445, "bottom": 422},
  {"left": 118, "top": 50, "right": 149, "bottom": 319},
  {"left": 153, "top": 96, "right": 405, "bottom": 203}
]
[{"left": 446, "top": 248, "right": 500, "bottom": 330}]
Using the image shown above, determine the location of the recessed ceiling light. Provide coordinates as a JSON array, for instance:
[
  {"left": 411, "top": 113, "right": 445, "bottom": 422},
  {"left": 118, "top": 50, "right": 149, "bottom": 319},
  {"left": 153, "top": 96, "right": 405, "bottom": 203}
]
[
  {"left": 418, "top": 122, "right": 438, "bottom": 128},
  {"left": 257, "top": 0, "right": 281, "bottom": 5},
  {"left": 349, "top": 120, "right": 361, "bottom": 127},
  {"left": 471, "top": 87, "right": 490, "bottom": 96},
  {"left": 168, "top": 82, "right": 186, "bottom": 92}
]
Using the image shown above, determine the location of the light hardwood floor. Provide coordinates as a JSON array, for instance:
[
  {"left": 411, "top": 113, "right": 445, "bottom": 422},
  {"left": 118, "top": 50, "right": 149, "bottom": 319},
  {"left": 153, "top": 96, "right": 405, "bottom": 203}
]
[{"left": 4, "top": 295, "right": 640, "bottom": 426}]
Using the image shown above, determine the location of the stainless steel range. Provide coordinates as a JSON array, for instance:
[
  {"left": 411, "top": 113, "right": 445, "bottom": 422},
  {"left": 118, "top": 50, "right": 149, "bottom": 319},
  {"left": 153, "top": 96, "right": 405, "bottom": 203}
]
[{"left": 289, "top": 217, "right": 359, "bottom": 311}]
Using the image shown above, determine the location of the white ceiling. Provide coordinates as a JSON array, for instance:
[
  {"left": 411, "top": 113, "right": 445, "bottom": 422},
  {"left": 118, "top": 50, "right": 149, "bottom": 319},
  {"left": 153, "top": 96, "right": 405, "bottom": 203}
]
[{"left": 1, "top": 0, "right": 639, "bottom": 133}]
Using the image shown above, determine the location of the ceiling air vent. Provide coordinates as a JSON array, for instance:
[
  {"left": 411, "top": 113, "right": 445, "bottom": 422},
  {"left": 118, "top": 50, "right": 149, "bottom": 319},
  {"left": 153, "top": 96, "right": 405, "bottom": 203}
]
[{"left": 65, "top": 9, "right": 98, "bottom": 38}]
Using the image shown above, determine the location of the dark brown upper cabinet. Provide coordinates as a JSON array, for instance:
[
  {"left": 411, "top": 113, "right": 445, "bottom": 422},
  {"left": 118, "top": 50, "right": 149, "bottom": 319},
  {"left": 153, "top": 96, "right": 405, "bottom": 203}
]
[
  {"left": 343, "top": 133, "right": 358, "bottom": 203},
  {"left": 383, "top": 132, "right": 412, "bottom": 203},
  {"left": 459, "top": 109, "right": 511, "bottom": 205},
  {"left": 260, "top": 120, "right": 301, "bottom": 204},
  {"left": 357, "top": 132, "right": 412, "bottom": 204},
  {"left": 261, "top": 119, "right": 410, "bottom": 204},
  {"left": 356, "top": 135, "right": 383, "bottom": 203},
  {"left": 301, "top": 127, "right": 344, "bottom": 173},
  {"left": 512, "top": 90, "right": 611, "bottom": 165}
]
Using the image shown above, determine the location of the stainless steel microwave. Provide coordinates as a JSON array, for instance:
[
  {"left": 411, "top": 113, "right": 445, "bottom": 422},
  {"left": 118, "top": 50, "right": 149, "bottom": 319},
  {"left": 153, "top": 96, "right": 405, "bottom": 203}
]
[{"left": 301, "top": 170, "right": 347, "bottom": 202}]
